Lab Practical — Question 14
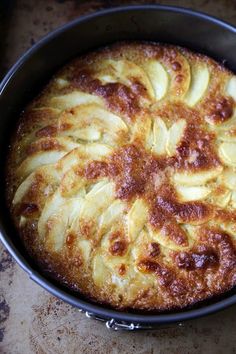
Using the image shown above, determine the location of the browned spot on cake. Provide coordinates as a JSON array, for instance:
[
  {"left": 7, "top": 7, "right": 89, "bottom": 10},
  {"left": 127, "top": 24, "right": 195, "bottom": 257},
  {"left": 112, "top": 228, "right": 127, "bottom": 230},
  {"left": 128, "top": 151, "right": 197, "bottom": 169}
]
[
  {"left": 201, "top": 228, "right": 236, "bottom": 273},
  {"left": 156, "top": 196, "right": 213, "bottom": 224},
  {"left": 118, "top": 264, "right": 126, "bottom": 276},
  {"left": 161, "top": 221, "right": 188, "bottom": 246},
  {"left": 27, "top": 137, "right": 63, "bottom": 154},
  {"left": 18, "top": 202, "right": 39, "bottom": 217},
  {"left": 80, "top": 220, "right": 94, "bottom": 238},
  {"left": 109, "top": 240, "right": 127, "bottom": 256},
  {"left": 148, "top": 242, "right": 160, "bottom": 258},
  {"left": 175, "top": 123, "right": 221, "bottom": 171},
  {"left": 35, "top": 125, "right": 57, "bottom": 137},
  {"left": 71, "top": 68, "right": 144, "bottom": 119},
  {"left": 107, "top": 143, "right": 163, "bottom": 201},
  {"left": 137, "top": 259, "right": 174, "bottom": 286},
  {"left": 174, "top": 248, "right": 219, "bottom": 270},
  {"left": 172, "top": 61, "right": 182, "bottom": 71},
  {"left": 204, "top": 96, "right": 234, "bottom": 124},
  {"left": 66, "top": 232, "right": 76, "bottom": 249},
  {"left": 84, "top": 160, "right": 109, "bottom": 180},
  {"left": 175, "top": 74, "right": 184, "bottom": 83}
]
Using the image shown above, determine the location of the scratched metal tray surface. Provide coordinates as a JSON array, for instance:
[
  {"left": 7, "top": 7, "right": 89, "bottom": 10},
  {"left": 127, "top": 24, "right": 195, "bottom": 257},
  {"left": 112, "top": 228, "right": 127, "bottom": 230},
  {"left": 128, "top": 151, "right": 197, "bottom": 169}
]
[{"left": 1, "top": 1, "right": 236, "bottom": 353}]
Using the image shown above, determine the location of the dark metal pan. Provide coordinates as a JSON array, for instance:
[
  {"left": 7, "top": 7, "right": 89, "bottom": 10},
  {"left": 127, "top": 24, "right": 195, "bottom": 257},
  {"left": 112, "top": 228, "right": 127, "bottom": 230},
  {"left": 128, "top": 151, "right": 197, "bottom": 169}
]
[{"left": 1, "top": 5, "right": 236, "bottom": 330}]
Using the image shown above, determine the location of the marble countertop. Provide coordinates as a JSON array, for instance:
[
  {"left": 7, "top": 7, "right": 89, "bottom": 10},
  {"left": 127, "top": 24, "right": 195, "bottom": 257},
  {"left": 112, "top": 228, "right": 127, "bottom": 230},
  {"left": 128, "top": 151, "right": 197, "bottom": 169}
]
[{"left": 1, "top": 1, "right": 236, "bottom": 353}]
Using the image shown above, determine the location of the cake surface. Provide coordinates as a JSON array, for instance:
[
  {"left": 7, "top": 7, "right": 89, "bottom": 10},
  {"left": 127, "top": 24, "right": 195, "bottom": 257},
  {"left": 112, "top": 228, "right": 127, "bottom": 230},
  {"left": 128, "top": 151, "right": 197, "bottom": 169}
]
[{"left": 6, "top": 42, "right": 236, "bottom": 311}]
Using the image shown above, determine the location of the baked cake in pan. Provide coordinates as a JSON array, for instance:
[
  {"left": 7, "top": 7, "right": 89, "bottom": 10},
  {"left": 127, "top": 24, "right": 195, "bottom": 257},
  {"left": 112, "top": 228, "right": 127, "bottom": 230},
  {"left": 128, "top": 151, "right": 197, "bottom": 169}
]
[{"left": 6, "top": 42, "right": 236, "bottom": 311}]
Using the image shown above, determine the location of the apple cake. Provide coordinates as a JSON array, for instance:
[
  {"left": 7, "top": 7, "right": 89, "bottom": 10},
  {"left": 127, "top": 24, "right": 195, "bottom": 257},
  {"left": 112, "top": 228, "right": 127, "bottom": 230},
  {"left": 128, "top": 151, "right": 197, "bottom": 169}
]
[{"left": 6, "top": 42, "right": 236, "bottom": 311}]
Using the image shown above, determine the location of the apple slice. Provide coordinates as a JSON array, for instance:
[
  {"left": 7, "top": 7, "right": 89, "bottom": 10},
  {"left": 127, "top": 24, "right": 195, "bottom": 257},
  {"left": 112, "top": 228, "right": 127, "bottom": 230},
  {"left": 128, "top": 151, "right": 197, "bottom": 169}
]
[
  {"left": 38, "top": 190, "right": 65, "bottom": 239},
  {"left": 130, "top": 229, "right": 150, "bottom": 260},
  {"left": 174, "top": 167, "right": 223, "bottom": 186},
  {"left": 231, "top": 191, "right": 236, "bottom": 208},
  {"left": 132, "top": 115, "right": 152, "bottom": 148},
  {"left": 184, "top": 65, "right": 210, "bottom": 106},
  {"left": 96, "top": 59, "right": 155, "bottom": 100},
  {"left": 60, "top": 168, "right": 88, "bottom": 198},
  {"left": 127, "top": 199, "right": 148, "bottom": 242},
  {"left": 13, "top": 173, "right": 36, "bottom": 206},
  {"left": 49, "top": 91, "right": 103, "bottom": 110},
  {"left": 220, "top": 169, "right": 236, "bottom": 189},
  {"left": 212, "top": 188, "right": 231, "bottom": 208},
  {"left": 167, "top": 119, "right": 186, "bottom": 156},
  {"left": 176, "top": 185, "right": 211, "bottom": 201},
  {"left": 142, "top": 60, "right": 169, "bottom": 100},
  {"left": 162, "top": 51, "right": 191, "bottom": 98},
  {"left": 98, "top": 200, "right": 125, "bottom": 236},
  {"left": 57, "top": 143, "right": 112, "bottom": 174},
  {"left": 13, "top": 164, "right": 59, "bottom": 207},
  {"left": 147, "top": 224, "right": 188, "bottom": 251},
  {"left": 38, "top": 191, "right": 84, "bottom": 250},
  {"left": 25, "top": 107, "right": 60, "bottom": 138},
  {"left": 92, "top": 254, "right": 111, "bottom": 286},
  {"left": 44, "top": 212, "right": 67, "bottom": 251},
  {"left": 226, "top": 76, "right": 236, "bottom": 101},
  {"left": 58, "top": 103, "right": 128, "bottom": 142},
  {"left": 152, "top": 118, "right": 168, "bottom": 155},
  {"left": 77, "top": 239, "right": 92, "bottom": 263},
  {"left": 43, "top": 198, "right": 82, "bottom": 251},
  {"left": 57, "top": 144, "right": 110, "bottom": 197},
  {"left": 79, "top": 182, "right": 115, "bottom": 237},
  {"left": 217, "top": 129, "right": 236, "bottom": 142},
  {"left": 86, "top": 180, "right": 108, "bottom": 194},
  {"left": 17, "top": 151, "right": 67, "bottom": 179},
  {"left": 219, "top": 142, "right": 236, "bottom": 167},
  {"left": 99, "top": 230, "right": 131, "bottom": 290},
  {"left": 73, "top": 127, "right": 102, "bottom": 141},
  {"left": 110, "top": 273, "right": 130, "bottom": 289},
  {"left": 28, "top": 137, "right": 79, "bottom": 154}
]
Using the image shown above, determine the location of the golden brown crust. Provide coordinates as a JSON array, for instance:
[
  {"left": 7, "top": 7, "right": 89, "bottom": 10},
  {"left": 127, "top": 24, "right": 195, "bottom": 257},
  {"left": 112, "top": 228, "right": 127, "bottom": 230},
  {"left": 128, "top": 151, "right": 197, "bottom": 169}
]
[{"left": 6, "top": 41, "right": 236, "bottom": 312}]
